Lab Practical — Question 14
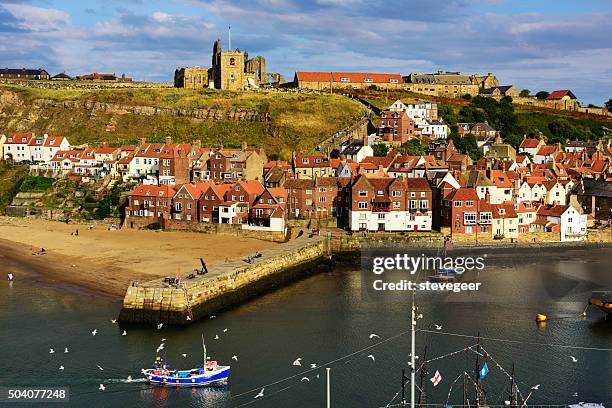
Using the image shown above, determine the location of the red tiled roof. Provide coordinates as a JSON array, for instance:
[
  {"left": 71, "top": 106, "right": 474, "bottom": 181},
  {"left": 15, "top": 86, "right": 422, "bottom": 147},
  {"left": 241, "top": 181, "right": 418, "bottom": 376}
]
[
  {"left": 519, "top": 138, "right": 540, "bottom": 149},
  {"left": 296, "top": 72, "right": 403, "bottom": 84},
  {"left": 4, "top": 133, "right": 33, "bottom": 144},
  {"left": 129, "top": 184, "right": 175, "bottom": 198},
  {"left": 536, "top": 145, "right": 557, "bottom": 156},
  {"left": 445, "top": 187, "right": 479, "bottom": 201},
  {"left": 547, "top": 90, "right": 576, "bottom": 100},
  {"left": 43, "top": 135, "right": 66, "bottom": 147},
  {"left": 537, "top": 204, "right": 569, "bottom": 217}
]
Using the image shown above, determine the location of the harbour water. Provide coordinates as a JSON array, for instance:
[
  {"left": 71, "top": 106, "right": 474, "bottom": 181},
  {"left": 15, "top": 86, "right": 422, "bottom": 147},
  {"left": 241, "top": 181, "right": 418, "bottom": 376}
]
[{"left": 1, "top": 245, "right": 611, "bottom": 407}]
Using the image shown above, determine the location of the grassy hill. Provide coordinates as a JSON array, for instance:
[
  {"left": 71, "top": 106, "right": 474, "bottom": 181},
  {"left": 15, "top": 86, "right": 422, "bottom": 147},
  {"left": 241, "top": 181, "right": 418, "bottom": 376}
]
[
  {"left": 0, "top": 162, "right": 28, "bottom": 213},
  {"left": 0, "top": 84, "right": 365, "bottom": 160}
]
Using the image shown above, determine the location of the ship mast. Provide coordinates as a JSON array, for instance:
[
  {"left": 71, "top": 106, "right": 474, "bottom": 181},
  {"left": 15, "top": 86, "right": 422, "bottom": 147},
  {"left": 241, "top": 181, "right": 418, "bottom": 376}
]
[
  {"left": 417, "top": 345, "right": 428, "bottom": 408},
  {"left": 202, "top": 333, "right": 207, "bottom": 368}
]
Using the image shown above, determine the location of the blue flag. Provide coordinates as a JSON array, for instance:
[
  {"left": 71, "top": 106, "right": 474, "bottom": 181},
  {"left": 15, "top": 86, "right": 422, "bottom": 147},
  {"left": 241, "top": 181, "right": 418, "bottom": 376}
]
[{"left": 479, "top": 362, "right": 489, "bottom": 379}]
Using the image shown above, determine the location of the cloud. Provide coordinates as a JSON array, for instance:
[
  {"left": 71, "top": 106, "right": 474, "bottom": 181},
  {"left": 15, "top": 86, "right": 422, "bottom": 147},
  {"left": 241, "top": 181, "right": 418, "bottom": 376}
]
[{"left": 2, "top": 3, "right": 71, "bottom": 32}]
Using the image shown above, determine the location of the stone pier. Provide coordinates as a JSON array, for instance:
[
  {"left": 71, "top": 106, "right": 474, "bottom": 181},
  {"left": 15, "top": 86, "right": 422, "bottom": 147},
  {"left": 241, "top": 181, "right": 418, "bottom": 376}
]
[{"left": 118, "top": 236, "right": 326, "bottom": 325}]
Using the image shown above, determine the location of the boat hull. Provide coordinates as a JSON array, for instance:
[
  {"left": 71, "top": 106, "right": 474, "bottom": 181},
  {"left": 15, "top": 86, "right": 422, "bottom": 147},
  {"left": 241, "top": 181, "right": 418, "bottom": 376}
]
[{"left": 143, "top": 366, "right": 230, "bottom": 387}]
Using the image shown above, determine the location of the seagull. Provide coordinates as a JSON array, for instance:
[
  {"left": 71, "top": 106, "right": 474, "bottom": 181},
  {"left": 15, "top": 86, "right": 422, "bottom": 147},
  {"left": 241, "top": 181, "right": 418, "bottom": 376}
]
[
  {"left": 157, "top": 323, "right": 163, "bottom": 330},
  {"left": 111, "top": 319, "right": 117, "bottom": 324},
  {"left": 301, "top": 377, "right": 310, "bottom": 382},
  {"left": 97, "top": 365, "right": 104, "bottom": 371},
  {"left": 91, "top": 329, "right": 97, "bottom": 336},
  {"left": 573, "top": 392, "right": 578, "bottom": 397},
  {"left": 64, "top": 347, "right": 69, "bottom": 353},
  {"left": 223, "top": 328, "right": 228, "bottom": 333},
  {"left": 49, "top": 348, "right": 55, "bottom": 354},
  {"left": 369, "top": 333, "right": 380, "bottom": 339},
  {"left": 98, "top": 384, "right": 105, "bottom": 391},
  {"left": 156, "top": 344, "right": 165, "bottom": 353},
  {"left": 570, "top": 356, "right": 578, "bottom": 363},
  {"left": 210, "top": 315, "right": 216, "bottom": 319},
  {"left": 293, "top": 358, "right": 302, "bottom": 366},
  {"left": 504, "top": 401, "right": 511, "bottom": 406},
  {"left": 182, "top": 354, "right": 187, "bottom": 358},
  {"left": 231, "top": 355, "right": 238, "bottom": 361},
  {"left": 161, "top": 338, "right": 166, "bottom": 342},
  {"left": 214, "top": 335, "right": 219, "bottom": 340},
  {"left": 127, "top": 376, "right": 132, "bottom": 382},
  {"left": 316, "top": 374, "right": 320, "bottom": 379},
  {"left": 122, "top": 330, "right": 127, "bottom": 336},
  {"left": 254, "top": 388, "right": 264, "bottom": 399},
  {"left": 186, "top": 316, "right": 192, "bottom": 321},
  {"left": 531, "top": 384, "right": 540, "bottom": 390},
  {"left": 367, "top": 354, "right": 375, "bottom": 362},
  {"left": 59, "top": 365, "right": 64, "bottom": 370},
  {"left": 310, "top": 363, "right": 317, "bottom": 368},
  {"left": 417, "top": 314, "right": 423, "bottom": 319},
  {"left": 434, "top": 324, "right": 443, "bottom": 330}
]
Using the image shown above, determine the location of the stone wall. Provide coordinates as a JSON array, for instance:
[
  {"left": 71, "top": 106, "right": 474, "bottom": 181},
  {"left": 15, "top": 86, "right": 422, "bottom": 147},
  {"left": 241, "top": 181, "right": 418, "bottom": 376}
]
[
  {"left": 0, "top": 79, "right": 173, "bottom": 90},
  {"left": 118, "top": 237, "right": 325, "bottom": 324}
]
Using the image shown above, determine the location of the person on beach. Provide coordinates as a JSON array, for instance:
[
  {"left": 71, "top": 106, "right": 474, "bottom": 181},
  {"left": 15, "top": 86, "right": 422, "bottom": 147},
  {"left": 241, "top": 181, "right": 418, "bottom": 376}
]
[{"left": 7, "top": 273, "right": 13, "bottom": 281}]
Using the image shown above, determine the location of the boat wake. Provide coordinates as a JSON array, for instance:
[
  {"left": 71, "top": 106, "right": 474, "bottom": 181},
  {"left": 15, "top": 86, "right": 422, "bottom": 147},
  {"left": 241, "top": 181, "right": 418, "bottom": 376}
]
[{"left": 105, "top": 378, "right": 148, "bottom": 384}]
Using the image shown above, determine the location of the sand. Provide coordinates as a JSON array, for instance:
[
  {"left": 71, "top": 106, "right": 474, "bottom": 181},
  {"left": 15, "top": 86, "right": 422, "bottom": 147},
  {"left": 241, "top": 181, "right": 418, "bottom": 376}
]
[{"left": 0, "top": 216, "right": 278, "bottom": 299}]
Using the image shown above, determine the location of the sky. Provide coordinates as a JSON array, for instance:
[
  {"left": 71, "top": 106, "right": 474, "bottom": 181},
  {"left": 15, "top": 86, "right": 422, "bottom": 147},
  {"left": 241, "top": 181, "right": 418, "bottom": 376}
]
[{"left": 1, "top": 0, "right": 611, "bottom": 105}]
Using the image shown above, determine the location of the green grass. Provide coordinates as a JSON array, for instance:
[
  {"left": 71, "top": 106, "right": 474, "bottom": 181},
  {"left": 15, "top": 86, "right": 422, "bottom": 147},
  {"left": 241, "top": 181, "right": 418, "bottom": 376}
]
[
  {"left": 0, "top": 161, "right": 28, "bottom": 213},
  {"left": 0, "top": 85, "right": 365, "bottom": 159},
  {"left": 18, "top": 175, "right": 55, "bottom": 192}
]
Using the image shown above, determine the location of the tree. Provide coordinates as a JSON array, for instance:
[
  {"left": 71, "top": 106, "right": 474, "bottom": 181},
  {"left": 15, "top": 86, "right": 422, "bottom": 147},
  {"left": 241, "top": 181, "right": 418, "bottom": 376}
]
[
  {"left": 605, "top": 99, "right": 612, "bottom": 111},
  {"left": 519, "top": 89, "right": 530, "bottom": 97},
  {"left": 372, "top": 143, "right": 388, "bottom": 157},
  {"left": 535, "top": 91, "right": 550, "bottom": 100},
  {"left": 397, "top": 139, "right": 424, "bottom": 156},
  {"left": 451, "top": 133, "right": 481, "bottom": 161},
  {"left": 462, "top": 94, "right": 472, "bottom": 100}
]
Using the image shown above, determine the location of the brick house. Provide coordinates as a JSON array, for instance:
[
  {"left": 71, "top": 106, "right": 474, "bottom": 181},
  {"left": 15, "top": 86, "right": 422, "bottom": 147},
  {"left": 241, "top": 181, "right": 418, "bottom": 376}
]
[
  {"left": 246, "top": 187, "right": 288, "bottom": 231},
  {"left": 172, "top": 182, "right": 214, "bottom": 222},
  {"left": 284, "top": 177, "right": 352, "bottom": 219},
  {"left": 441, "top": 187, "right": 493, "bottom": 235},
  {"left": 158, "top": 143, "right": 192, "bottom": 186},
  {"left": 199, "top": 184, "right": 234, "bottom": 223},
  {"left": 376, "top": 109, "right": 416, "bottom": 144},
  {"left": 126, "top": 185, "right": 176, "bottom": 227},
  {"left": 206, "top": 146, "right": 265, "bottom": 182},
  {"left": 348, "top": 175, "right": 432, "bottom": 232},
  {"left": 293, "top": 154, "right": 333, "bottom": 179}
]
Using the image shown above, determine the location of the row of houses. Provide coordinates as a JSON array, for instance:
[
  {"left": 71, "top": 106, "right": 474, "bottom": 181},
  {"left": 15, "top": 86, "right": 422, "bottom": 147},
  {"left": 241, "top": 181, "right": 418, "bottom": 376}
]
[{"left": 0, "top": 68, "right": 132, "bottom": 81}]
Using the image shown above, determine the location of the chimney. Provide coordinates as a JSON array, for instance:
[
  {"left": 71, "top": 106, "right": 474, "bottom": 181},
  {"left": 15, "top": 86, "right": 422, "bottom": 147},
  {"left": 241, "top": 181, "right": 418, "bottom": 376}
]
[
  {"left": 485, "top": 189, "right": 490, "bottom": 203},
  {"left": 165, "top": 136, "right": 172, "bottom": 146},
  {"left": 485, "top": 160, "right": 492, "bottom": 179},
  {"left": 362, "top": 133, "right": 368, "bottom": 147},
  {"left": 138, "top": 137, "right": 146, "bottom": 147}
]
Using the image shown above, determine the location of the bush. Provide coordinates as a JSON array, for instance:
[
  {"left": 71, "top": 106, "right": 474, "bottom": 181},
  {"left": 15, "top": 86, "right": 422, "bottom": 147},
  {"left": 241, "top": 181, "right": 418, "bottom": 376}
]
[
  {"left": 372, "top": 143, "right": 388, "bottom": 157},
  {"left": 461, "top": 94, "right": 472, "bottom": 100},
  {"left": 146, "top": 222, "right": 162, "bottom": 230},
  {"left": 18, "top": 176, "right": 55, "bottom": 192}
]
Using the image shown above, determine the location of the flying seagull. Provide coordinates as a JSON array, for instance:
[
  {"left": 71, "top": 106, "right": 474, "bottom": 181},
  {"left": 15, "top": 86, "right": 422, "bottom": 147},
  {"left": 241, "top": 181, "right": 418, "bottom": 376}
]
[
  {"left": 49, "top": 348, "right": 55, "bottom": 354},
  {"left": 310, "top": 363, "right": 317, "bottom": 368},
  {"left": 301, "top": 377, "right": 310, "bottom": 382},
  {"left": 156, "top": 344, "right": 164, "bottom": 353},
  {"left": 98, "top": 384, "right": 105, "bottom": 391},
  {"left": 293, "top": 358, "right": 302, "bottom": 366},
  {"left": 59, "top": 365, "right": 64, "bottom": 370},
  {"left": 157, "top": 323, "right": 163, "bottom": 330},
  {"left": 434, "top": 324, "right": 443, "bottom": 330},
  {"left": 254, "top": 388, "right": 264, "bottom": 399},
  {"left": 531, "top": 384, "right": 540, "bottom": 390},
  {"left": 369, "top": 333, "right": 380, "bottom": 339},
  {"left": 223, "top": 328, "right": 228, "bottom": 333},
  {"left": 111, "top": 319, "right": 117, "bottom": 324},
  {"left": 570, "top": 356, "right": 578, "bottom": 363},
  {"left": 210, "top": 315, "right": 216, "bottom": 319},
  {"left": 573, "top": 392, "right": 578, "bottom": 397},
  {"left": 214, "top": 335, "right": 220, "bottom": 340},
  {"left": 127, "top": 376, "right": 132, "bottom": 382},
  {"left": 97, "top": 365, "right": 104, "bottom": 371},
  {"left": 122, "top": 330, "right": 127, "bottom": 336},
  {"left": 91, "top": 329, "right": 97, "bottom": 336},
  {"left": 64, "top": 347, "right": 69, "bottom": 353},
  {"left": 182, "top": 354, "right": 187, "bottom": 358},
  {"left": 367, "top": 354, "right": 375, "bottom": 362},
  {"left": 186, "top": 316, "right": 192, "bottom": 321},
  {"left": 231, "top": 355, "right": 238, "bottom": 361}
]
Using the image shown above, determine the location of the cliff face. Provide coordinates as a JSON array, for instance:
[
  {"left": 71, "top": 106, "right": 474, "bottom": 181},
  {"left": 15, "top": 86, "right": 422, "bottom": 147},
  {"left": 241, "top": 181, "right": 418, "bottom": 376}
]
[{"left": 0, "top": 86, "right": 365, "bottom": 158}]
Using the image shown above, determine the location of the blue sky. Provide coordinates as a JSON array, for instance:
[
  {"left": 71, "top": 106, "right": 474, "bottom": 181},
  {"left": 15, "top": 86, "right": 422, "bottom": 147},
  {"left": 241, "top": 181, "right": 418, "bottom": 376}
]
[{"left": 1, "top": 0, "right": 611, "bottom": 105}]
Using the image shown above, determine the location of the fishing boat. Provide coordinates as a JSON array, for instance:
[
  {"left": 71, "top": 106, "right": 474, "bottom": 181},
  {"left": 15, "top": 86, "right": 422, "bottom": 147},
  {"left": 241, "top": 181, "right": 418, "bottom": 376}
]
[
  {"left": 142, "top": 335, "right": 230, "bottom": 387},
  {"left": 589, "top": 291, "right": 612, "bottom": 315}
]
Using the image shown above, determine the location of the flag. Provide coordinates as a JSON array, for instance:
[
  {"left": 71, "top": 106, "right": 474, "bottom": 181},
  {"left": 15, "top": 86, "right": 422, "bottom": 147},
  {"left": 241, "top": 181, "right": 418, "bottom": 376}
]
[
  {"left": 479, "top": 362, "right": 489, "bottom": 379},
  {"left": 430, "top": 370, "right": 442, "bottom": 386}
]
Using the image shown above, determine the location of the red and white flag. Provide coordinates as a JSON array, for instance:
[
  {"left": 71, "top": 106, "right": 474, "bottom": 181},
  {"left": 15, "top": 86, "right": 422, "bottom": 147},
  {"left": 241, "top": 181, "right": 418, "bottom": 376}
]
[{"left": 430, "top": 370, "right": 442, "bottom": 386}]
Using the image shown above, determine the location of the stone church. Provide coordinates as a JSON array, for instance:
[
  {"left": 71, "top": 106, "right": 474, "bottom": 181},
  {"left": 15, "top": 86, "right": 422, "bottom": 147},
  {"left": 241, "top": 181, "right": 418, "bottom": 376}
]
[{"left": 174, "top": 39, "right": 267, "bottom": 91}]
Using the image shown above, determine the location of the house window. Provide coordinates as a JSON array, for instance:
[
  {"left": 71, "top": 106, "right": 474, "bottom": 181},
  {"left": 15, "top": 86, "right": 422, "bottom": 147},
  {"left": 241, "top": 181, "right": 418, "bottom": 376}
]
[
  {"left": 393, "top": 201, "right": 400, "bottom": 208},
  {"left": 411, "top": 192, "right": 416, "bottom": 198},
  {"left": 230, "top": 57, "right": 235, "bottom": 66},
  {"left": 306, "top": 189, "right": 312, "bottom": 195},
  {"left": 358, "top": 202, "right": 368, "bottom": 209},
  {"left": 420, "top": 192, "right": 426, "bottom": 197},
  {"left": 359, "top": 190, "right": 367, "bottom": 197},
  {"left": 392, "top": 191, "right": 401, "bottom": 197},
  {"left": 464, "top": 212, "right": 477, "bottom": 225},
  {"left": 466, "top": 201, "right": 474, "bottom": 207},
  {"left": 378, "top": 213, "right": 385, "bottom": 219},
  {"left": 306, "top": 199, "right": 313, "bottom": 205},
  {"left": 340, "top": 77, "right": 350, "bottom": 82},
  {"left": 420, "top": 200, "right": 428, "bottom": 208},
  {"left": 318, "top": 187, "right": 326, "bottom": 193},
  {"left": 454, "top": 201, "right": 462, "bottom": 207},
  {"left": 377, "top": 190, "right": 384, "bottom": 196},
  {"left": 319, "top": 197, "right": 326, "bottom": 203}
]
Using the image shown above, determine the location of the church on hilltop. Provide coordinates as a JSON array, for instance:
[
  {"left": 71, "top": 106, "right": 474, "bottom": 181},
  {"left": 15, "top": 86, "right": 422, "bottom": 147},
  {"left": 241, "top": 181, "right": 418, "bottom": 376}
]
[{"left": 174, "top": 38, "right": 267, "bottom": 91}]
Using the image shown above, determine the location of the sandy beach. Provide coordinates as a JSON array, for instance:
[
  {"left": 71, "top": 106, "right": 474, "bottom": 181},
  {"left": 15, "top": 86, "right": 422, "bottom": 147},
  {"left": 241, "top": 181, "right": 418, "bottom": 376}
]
[{"left": 0, "top": 217, "right": 278, "bottom": 299}]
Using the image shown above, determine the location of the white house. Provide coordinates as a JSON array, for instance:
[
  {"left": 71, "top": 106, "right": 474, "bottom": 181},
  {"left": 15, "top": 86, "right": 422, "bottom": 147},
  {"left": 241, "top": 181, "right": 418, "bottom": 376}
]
[
  {"left": 3, "top": 133, "right": 34, "bottom": 162},
  {"left": 41, "top": 135, "right": 70, "bottom": 163},
  {"left": 544, "top": 180, "right": 566, "bottom": 205},
  {"left": 0, "top": 134, "right": 6, "bottom": 159},
  {"left": 420, "top": 120, "right": 448, "bottom": 139},
  {"left": 129, "top": 143, "right": 163, "bottom": 180},
  {"left": 536, "top": 204, "right": 587, "bottom": 241}
]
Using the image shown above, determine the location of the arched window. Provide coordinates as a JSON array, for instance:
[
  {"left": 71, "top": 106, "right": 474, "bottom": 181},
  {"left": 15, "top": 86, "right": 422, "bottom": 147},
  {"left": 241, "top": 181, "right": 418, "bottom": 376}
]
[{"left": 230, "top": 57, "right": 235, "bottom": 66}]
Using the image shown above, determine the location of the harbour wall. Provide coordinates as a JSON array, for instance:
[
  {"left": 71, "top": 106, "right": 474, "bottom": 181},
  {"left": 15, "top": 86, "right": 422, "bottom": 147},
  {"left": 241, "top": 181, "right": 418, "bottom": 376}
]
[{"left": 118, "top": 237, "right": 327, "bottom": 325}]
